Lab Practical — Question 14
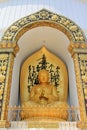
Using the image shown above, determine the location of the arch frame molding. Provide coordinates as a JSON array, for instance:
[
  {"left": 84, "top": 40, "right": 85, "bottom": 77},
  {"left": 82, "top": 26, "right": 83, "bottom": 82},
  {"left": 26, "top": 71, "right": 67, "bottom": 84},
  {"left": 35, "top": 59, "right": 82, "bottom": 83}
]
[{"left": 0, "top": 9, "right": 87, "bottom": 43}]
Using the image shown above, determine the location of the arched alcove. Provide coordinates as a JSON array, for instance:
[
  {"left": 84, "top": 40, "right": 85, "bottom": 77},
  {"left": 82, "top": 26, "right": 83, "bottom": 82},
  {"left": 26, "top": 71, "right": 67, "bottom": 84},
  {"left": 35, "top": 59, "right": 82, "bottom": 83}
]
[
  {"left": 9, "top": 26, "right": 78, "bottom": 108},
  {"left": 0, "top": 9, "right": 87, "bottom": 124}
]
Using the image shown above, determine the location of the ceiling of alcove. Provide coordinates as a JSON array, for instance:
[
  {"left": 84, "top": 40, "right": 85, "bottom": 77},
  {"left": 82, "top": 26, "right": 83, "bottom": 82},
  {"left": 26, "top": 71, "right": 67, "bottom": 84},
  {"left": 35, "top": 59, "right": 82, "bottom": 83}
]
[{"left": 17, "top": 26, "right": 70, "bottom": 66}]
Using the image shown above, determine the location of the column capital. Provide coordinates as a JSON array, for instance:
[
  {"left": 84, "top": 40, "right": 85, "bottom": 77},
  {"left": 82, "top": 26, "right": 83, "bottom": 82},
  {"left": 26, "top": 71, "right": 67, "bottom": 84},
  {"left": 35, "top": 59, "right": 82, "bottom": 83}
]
[
  {"left": 0, "top": 41, "right": 19, "bottom": 56},
  {"left": 68, "top": 42, "right": 87, "bottom": 57}
]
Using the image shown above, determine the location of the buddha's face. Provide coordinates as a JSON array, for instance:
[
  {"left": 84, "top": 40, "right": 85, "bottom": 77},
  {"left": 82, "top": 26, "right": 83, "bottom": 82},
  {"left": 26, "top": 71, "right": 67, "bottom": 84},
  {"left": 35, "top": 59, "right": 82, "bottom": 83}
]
[{"left": 38, "top": 70, "right": 49, "bottom": 83}]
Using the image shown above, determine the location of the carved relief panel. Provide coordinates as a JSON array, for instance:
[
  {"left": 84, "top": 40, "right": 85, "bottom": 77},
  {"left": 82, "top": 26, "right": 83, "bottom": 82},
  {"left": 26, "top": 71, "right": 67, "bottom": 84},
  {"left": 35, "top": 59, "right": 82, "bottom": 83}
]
[
  {"left": 0, "top": 54, "right": 9, "bottom": 118},
  {"left": 78, "top": 54, "right": 87, "bottom": 114}
]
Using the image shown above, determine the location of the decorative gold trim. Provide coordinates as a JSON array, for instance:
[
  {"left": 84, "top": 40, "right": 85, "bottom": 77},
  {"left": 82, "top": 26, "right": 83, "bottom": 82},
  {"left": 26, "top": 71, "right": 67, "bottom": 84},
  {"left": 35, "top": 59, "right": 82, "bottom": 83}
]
[
  {"left": 0, "top": 53, "right": 9, "bottom": 119},
  {"left": 1, "top": 53, "right": 14, "bottom": 121},
  {"left": 0, "top": 120, "right": 10, "bottom": 128},
  {"left": 1, "top": 9, "right": 86, "bottom": 43},
  {"left": 77, "top": 121, "right": 87, "bottom": 129},
  {"left": 69, "top": 43, "right": 87, "bottom": 128},
  {"left": 73, "top": 53, "right": 86, "bottom": 121},
  {"left": 0, "top": 42, "right": 19, "bottom": 55},
  {"left": 68, "top": 42, "right": 87, "bottom": 56}
]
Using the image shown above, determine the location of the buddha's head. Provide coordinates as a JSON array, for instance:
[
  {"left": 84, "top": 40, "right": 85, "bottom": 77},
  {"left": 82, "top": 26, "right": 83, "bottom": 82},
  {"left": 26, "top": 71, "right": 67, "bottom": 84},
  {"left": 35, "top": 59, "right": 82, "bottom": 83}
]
[{"left": 38, "top": 69, "right": 49, "bottom": 83}]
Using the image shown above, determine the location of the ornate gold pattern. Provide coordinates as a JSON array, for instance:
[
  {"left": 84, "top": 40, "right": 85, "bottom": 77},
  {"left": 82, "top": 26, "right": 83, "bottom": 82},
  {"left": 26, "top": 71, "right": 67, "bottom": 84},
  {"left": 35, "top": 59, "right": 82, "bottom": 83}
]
[
  {"left": 69, "top": 43, "right": 87, "bottom": 126},
  {"left": 78, "top": 54, "right": 87, "bottom": 114},
  {"left": 0, "top": 42, "right": 19, "bottom": 55},
  {"left": 1, "top": 53, "right": 14, "bottom": 121},
  {"left": 0, "top": 54, "right": 9, "bottom": 119},
  {"left": 0, "top": 120, "right": 10, "bottom": 128},
  {"left": 1, "top": 9, "right": 86, "bottom": 43},
  {"left": 72, "top": 53, "right": 86, "bottom": 121},
  {"left": 68, "top": 42, "right": 87, "bottom": 56}
]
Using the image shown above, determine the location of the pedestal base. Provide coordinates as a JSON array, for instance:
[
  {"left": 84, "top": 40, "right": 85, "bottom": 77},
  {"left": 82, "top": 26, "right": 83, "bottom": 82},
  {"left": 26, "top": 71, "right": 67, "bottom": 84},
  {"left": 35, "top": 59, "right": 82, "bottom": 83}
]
[
  {"left": 77, "top": 121, "right": 87, "bottom": 129},
  {"left": 0, "top": 120, "right": 10, "bottom": 128},
  {"left": 11, "top": 121, "right": 77, "bottom": 130},
  {"left": 27, "top": 118, "right": 60, "bottom": 128}
]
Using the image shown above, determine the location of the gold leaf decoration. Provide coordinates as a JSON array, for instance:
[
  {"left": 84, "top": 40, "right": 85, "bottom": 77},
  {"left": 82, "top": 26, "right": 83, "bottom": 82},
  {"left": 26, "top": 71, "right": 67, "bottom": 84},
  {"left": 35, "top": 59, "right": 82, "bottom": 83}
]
[
  {"left": 0, "top": 54, "right": 8, "bottom": 60},
  {"left": 10, "top": 26, "right": 18, "bottom": 31},
  {"left": 82, "top": 75, "right": 87, "bottom": 83},
  {"left": 51, "top": 15, "right": 59, "bottom": 21},
  {"left": 69, "top": 25, "right": 78, "bottom": 31},
  {"left": 0, "top": 74, "right": 5, "bottom": 83},
  {"left": 0, "top": 89, "right": 3, "bottom": 96},
  {"left": 63, "top": 20, "right": 70, "bottom": 26},
  {"left": 39, "top": 11, "right": 49, "bottom": 19},
  {"left": 29, "top": 15, "right": 37, "bottom": 21},
  {"left": 1, "top": 9, "right": 86, "bottom": 42},
  {"left": 3, "top": 36, "right": 12, "bottom": 40}
]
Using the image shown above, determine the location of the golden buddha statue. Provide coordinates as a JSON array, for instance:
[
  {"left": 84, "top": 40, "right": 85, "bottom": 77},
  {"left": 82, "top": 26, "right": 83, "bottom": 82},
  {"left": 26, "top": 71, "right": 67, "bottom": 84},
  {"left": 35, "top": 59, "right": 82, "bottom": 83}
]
[
  {"left": 23, "top": 69, "right": 67, "bottom": 107},
  {"left": 20, "top": 46, "right": 68, "bottom": 121}
]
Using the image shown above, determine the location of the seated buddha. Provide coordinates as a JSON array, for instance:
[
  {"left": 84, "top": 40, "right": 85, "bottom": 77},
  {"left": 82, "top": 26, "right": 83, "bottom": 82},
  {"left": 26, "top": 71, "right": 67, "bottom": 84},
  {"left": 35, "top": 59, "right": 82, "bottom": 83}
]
[
  {"left": 21, "top": 69, "right": 68, "bottom": 120},
  {"left": 20, "top": 46, "right": 68, "bottom": 121}
]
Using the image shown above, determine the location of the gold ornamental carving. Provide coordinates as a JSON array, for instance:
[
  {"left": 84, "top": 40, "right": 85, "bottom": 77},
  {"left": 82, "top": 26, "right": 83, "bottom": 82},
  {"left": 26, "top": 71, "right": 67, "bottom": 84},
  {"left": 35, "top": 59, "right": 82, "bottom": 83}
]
[
  {"left": 0, "top": 53, "right": 14, "bottom": 122},
  {"left": 68, "top": 43, "right": 87, "bottom": 126},
  {"left": 1, "top": 9, "right": 86, "bottom": 43},
  {"left": 0, "top": 42, "right": 19, "bottom": 55},
  {"left": 68, "top": 42, "right": 87, "bottom": 56},
  {"left": 0, "top": 54, "right": 9, "bottom": 119},
  {"left": 73, "top": 53, "right": 86, "bottom": 121},
  {"left": 78, "top": 54, "right": 87, "bottom": 112}
]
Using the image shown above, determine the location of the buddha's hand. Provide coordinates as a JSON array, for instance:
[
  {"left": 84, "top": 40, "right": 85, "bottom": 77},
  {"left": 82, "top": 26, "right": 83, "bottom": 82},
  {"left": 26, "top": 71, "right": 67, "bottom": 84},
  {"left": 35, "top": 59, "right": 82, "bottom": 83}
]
[
  {"left": 33, "top": 93, "right": 41, "bottom": 103},
  {"left": 43, "top": 94, "right": 48, "bottom": 100},
  {"left": 39, "top": 91, "right": 48, "bottom": 100},
  {"left": 47, "top": 94, "right": 54, "bottom": 103}
]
